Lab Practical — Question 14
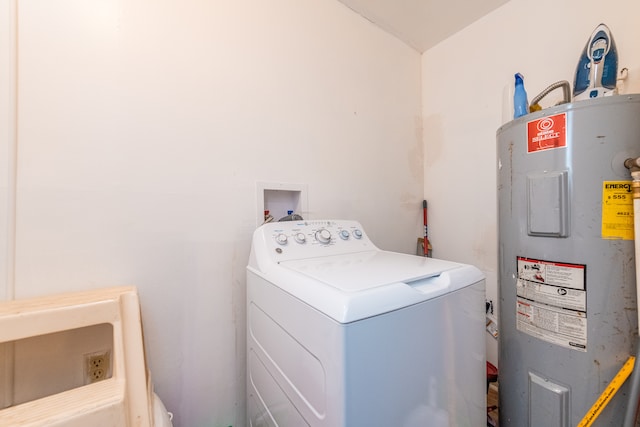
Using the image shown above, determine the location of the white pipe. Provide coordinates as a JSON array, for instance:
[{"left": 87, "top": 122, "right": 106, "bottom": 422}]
[
  {"left": 5, "top": 0, "right": 17, "bottom": 302},
  {"left": 632, "top": 172, "right": 640, "bottom": 329},
  {"left": 2, "top": 0, "right": 18, "bottom": 409},
  {"left": 623, "top": 167, "right": 640, "bottom": 426}
]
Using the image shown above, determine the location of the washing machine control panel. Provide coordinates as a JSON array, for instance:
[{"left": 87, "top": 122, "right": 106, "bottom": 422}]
[{"left": 255, "top": 220, "right": 377, "bottom": 262}]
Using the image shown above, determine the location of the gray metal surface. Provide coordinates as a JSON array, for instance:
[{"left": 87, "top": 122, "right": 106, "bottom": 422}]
[{"left": 497, "top": 95, "right": 640, "bottom": 426}]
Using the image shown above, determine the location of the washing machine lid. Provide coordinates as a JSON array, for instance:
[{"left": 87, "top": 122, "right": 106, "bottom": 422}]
[
  {"left": 281, "top": 251, "right": 457, "bottom": 291},
  {"left": 273, "top": 250, "right": 484, "bottom": 323}
]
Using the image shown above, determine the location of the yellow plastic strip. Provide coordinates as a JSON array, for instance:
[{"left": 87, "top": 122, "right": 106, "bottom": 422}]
[{"left": 578, "top": 356, "right": 636, "bottom": 427}]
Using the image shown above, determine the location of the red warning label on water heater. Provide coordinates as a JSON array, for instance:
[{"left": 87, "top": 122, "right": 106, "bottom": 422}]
[{"left": 527, "top": 113, "right": 567, "bottom": 153}]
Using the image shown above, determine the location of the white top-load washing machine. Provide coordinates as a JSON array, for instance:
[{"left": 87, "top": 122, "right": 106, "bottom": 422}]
[{"left": 247, "top": 220, "right": 485, "bottom": 427}]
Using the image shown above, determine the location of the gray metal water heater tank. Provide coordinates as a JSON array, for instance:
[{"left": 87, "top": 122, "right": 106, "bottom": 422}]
[{"left": 497, "top": 95, "right": 640, "bottom": 427}]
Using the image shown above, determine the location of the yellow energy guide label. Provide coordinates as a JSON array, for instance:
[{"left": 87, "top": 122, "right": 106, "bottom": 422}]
[{"left": 602, "top": 181, "right": 634, "bottom": 240}]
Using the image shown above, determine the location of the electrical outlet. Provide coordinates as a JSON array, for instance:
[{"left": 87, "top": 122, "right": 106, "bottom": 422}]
[{"left": 84, "top": 350, "right": 111, "bottom": 384}]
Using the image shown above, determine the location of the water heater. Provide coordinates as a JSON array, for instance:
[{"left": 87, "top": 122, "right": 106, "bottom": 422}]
[{"left": 497, "top": 95, "right": 640, "bottom": 426}]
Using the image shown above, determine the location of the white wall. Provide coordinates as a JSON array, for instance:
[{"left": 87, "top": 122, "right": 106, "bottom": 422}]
[
  {"left": 1, "top": 0, "right": 422, "bottom": 426},
  {"left": 422, "top": 0, "right": 640, "bottom": 366}
]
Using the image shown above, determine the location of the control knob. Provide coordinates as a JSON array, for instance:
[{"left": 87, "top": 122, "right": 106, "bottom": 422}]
[
  {"left": 275, "top": 233, "right": 288, "bottom": 245},
  {"left": 315, "top": 229, "right": 332, "bottom": 244}
]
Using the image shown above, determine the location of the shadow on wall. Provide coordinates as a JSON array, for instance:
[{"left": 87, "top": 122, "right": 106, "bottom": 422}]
[{"left": 423, "top": 114, "right": 444, "bottom": 169}]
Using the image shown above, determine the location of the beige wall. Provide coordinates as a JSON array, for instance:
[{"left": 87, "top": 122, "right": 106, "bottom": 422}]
[
  {"left": 422, "top": 0, "right": 640, "bottom": 366},
  {"left": 0, "top": 0, "right": 422, "bottom": 426}
]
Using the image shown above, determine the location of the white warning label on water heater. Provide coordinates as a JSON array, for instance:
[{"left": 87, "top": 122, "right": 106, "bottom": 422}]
[{"left": 516, "top": 256, "right": 587, "bottom": 352}]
